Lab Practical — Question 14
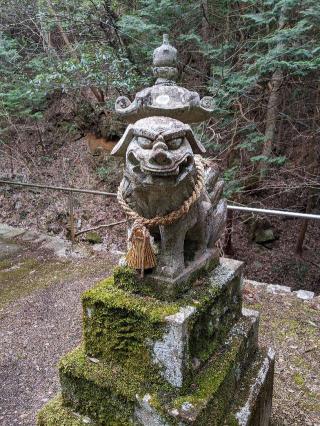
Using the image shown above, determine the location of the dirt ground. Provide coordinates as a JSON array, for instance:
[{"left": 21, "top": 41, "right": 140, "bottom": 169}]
[
  {"left": 0, "top": 237, "right": 319, "bottom": 426},
  {"left": 0, "top": 239, "right": 116, "bottom": 426},
  {"left": 231, "top": 214, "right": 320, "bottom": 294},
  {"left": 244, "top": 282, "right": 320, "bottom": 426}
]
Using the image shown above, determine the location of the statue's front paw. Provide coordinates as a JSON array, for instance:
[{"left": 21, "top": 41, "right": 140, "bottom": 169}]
[{"left": 154, "top": 263, "right": 182, "bottom": 279}]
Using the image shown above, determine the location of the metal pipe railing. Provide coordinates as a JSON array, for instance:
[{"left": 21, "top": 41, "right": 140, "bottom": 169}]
[
  {"left": 1, "top": 179, "right": 319, "bottom": 220},
  {"left": 227, "top": 205, "right": 320, "bottom": 220},
  {"left": 0, "top": 179, "right": 117, "bottom": 197}
]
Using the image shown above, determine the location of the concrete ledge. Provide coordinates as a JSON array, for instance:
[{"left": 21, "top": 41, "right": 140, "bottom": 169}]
[{"left": 244, "top": 279, "right": 315, "bottom": 300}]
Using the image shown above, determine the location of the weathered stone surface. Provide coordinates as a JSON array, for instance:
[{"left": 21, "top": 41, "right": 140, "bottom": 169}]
[
  {"left": 115, "top": 35, "right": 215, "bottom": 124},
  {"left": 39, "top": 344, "right": 274, "bottom": 426},
  {"left": 138, "top": 249, "right": 219, "bottom": 300},
  {"left": 40, "top": 236, "right": 71, "bottom": 257},
  {"left": 293, "top": 289, "right": 314, "bottom": 300},
  {"left": 135, "top": 309, "right": 260, "bottom": 426},
  {"left": 82, "top": 259, "right": 243, "bottom": 388},
  {"left": 266, "top": 283, "right": 291, "bottom": 294},
  {"left": 0, "top": 223, "right": 26, "bottom": 238},
  {"left": 153, "top": 305, "right": 196, "bottom": 387},
  {"left": 135, "top": 394, "right": 168, "bottom": 426},
  {"left": 38, "top": 257, "right": 274, "bottom": 426},
  {"left": 55, "top": 309, "right": 259, "bottom": 426},
  {"left": 254, "top": 228, "right": 276, "bottom": 244},
  {"left": 228, "top": 348, "right": 275, "bottom": 426},
  {"left": 112, "top": 35, "right": 226, "bottom": 286}
]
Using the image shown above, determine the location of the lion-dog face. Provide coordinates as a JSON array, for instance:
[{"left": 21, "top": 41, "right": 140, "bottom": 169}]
[{"left": 111, "top": 117, "right": 205, "bottom": 187}]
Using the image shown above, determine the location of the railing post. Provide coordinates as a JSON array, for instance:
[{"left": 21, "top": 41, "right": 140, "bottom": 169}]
[{"left": 68, "top": 191, "right": 75, "bottom": 244}]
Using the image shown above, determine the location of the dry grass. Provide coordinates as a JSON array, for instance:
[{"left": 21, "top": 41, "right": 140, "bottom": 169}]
[{"left": 244, "top": 281, "right": 320, "bottom": 426}]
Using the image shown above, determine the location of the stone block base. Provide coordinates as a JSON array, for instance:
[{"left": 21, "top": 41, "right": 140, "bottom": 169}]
[
  {"left": 38, "top": 259, "right": 274, "bottom": 426},
  {"left": 228, "top": 348, "right": 275, "bottom": 426},
  {"left": 38, "top": 347, "right": 274, "bottom": 426}
]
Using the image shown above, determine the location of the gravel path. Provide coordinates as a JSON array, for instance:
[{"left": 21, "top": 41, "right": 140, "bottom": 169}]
[{"left": 0, "top": 251, "right": 114, "bottom": 426}]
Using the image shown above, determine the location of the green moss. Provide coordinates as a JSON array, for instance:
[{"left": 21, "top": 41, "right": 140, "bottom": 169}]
[
  {"left": 172, "top": 316, "right": 255, "bottom": 424},
  {"left": 174, "top": 342, "right": 239, "bottom": 408},
  {"left": 223, "top": 350, "right": 272, "bottom": 426},
  {"left": 112, "top": 255, "right": 220, "bottom": 301},
  {"left": 85, "top": 232, "right": 102, "bottom": 244},
  {"left": 294, "top": 372, "right": 305, "bottom": 387},
  {"left": 81, "top": 276, "right": 184, "bottom": 400},
  {"left": 188, "top": 276, "right": 242, "bottom": 365},
  {"left": 82, "top": 276, "right": 181, "bottom": 365},
  {"left": 0, "top": 257, "right": 58, "bottom": 308},
  {"left": 81, "top": 267, "right": 243, "bottom": 393},
  {"left": 113, "top": 266, "right": 138, "bottom": 293},
  {"left": 82, "top": 276, "right": 179, "bottom": 322},
  {"left": 58, "top": 345, "right": 173, "bottom": 424},
  {"left": 59, "top": 345, "right": 142, "bottom": 398},
  {"left": 37, "top": 393, "right": 91, "bottom": 426},
  {"left": 39, "top": 262, "right": 247, "bottom": 425}
]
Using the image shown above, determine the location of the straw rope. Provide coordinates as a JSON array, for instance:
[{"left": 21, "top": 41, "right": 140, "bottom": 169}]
[{"left": 117, "top": 155, "right": 205, "bottom": 228}]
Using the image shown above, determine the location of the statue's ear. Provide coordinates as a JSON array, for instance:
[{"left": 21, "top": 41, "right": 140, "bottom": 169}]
[
  {"left": 185, "top": 126, "right": 206, "bottom": 154},
  {"left": 111, "top": 125, "right": 134, "bottom": 157}
]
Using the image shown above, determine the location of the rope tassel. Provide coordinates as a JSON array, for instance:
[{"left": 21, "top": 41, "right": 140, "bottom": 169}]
[{"left": 126, "top": 224, "right": 157, "bottom": 277}]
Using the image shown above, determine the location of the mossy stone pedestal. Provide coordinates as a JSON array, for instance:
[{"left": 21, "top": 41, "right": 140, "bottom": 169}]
[{"left": 37, "top": 258, "right": 274, "bottom": 425}]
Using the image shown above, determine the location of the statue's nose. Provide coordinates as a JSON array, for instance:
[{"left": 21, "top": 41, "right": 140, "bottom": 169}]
[{"left": 151, "top": 141, "right": 171, "bottom": 165}]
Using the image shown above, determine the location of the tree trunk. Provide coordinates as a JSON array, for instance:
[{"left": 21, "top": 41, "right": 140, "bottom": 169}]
[
  {"left": 295, "top": 83, "right": 319, "bottom": 255},
  {"left": 259, "top": 69, "right": 283, "bottom": 179},
  {"left": 224, "top": 209, "right": 234, "bottom": 256},
  {"left": 259, "top": 7, "right": 287, "bottom": 181},
  {"left": 295, "top": 192, "right": 312, "bottom": 256},
  {"left": 46, "top": 1, "right": 108, "bottom": 113}
]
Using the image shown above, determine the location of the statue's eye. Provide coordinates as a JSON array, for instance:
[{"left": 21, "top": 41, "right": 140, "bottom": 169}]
[
  {"left": 137, "top": 136, "right": 153, "bottom": 149},
  {"left": 166, "top": 138, "right": 183, "bottom": 150}
]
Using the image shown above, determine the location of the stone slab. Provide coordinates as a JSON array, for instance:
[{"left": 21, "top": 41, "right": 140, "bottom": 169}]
[
  {"left": 266, "top": 284, "right": 291, "bottom": 294},
  {"left": 227, "top": 348, "right": 275, "bottom": 426},
  {"left": 0, "top": 223, "right": 26, "bottom": 238},
  {"left": 40, "top": 236, "right": 71, "bottom": 257},
  {"left": 293, "top": 289, "right": 314, "bottom": 300},
  {"left": 58, "top": 345, "right": 145, "bottom": 425},
  {"left": 82, "top": 259, "right": 243, "bottom": 388},
  {"left": 146, "top": 249, "right": 219, "bottom": 299},
  {"left": 135, "top": 310, "right": 260, "bottom": 425},
  {"left": 56, "top": 310, "right": 259, "bottom": 426},
  {"left": 38, "top": 348, "right": 274, "bottom": 426}
]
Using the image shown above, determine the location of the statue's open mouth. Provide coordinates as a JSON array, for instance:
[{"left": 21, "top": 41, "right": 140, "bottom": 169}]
[{"left": 128, "top": 151, "right": 193, "bottom": 178}]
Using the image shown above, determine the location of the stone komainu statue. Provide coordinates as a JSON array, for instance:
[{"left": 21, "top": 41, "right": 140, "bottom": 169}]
[{"left": 112, "top": 116, "right": 227, "bottom": 280}]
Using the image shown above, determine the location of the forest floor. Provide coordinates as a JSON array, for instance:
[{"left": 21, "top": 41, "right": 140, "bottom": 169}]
[{"left": 0, "top": 236, "right": 319, "bottom": 425}]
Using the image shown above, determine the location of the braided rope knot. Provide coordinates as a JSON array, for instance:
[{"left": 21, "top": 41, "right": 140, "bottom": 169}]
[{"left": 117, "top": 155, "right": 205, "bottom": 228}]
